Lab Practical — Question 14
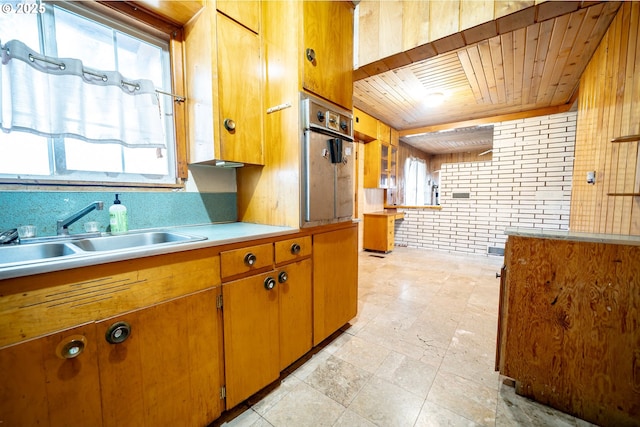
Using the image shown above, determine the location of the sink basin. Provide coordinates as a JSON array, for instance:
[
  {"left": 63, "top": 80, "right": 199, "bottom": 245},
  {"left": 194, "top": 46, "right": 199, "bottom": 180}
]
[
  {"left": 0, "top": 242, "right": 83, "bottom": 266},
  {"left": 70, "top": 231, "right": 206, "bottom": 252}
]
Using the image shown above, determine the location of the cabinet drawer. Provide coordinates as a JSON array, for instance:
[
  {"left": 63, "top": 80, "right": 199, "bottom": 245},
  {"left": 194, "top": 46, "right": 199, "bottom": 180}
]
[
  {"left": 221, "top": 243, "right": 273, "bottom": 279},
  {"left": 275, "top": 236, "right": 311, "bottom": 265}
]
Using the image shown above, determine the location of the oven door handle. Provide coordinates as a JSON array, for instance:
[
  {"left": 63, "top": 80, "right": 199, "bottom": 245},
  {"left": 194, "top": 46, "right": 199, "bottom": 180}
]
[{"left": 327, "top": 138, "right": 343, "bottom": 164}]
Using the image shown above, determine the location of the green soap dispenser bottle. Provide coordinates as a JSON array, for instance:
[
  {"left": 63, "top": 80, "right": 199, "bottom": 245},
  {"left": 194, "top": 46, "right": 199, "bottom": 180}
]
[{"left": 109, "top": 194, "right": 128, "bottom": 234}]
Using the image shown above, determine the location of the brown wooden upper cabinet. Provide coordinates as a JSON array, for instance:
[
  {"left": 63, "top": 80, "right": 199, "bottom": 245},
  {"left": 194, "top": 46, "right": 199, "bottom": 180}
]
[
  {"left": 353, "top": 107, "right": 377, "bottom": 142},
  {"left": 302, "top": 1, "right": 354, "bottom": 110},
  {"left": 365, "top": 139, "right": 397, "bottom": 189},
  {"left": 184, "top": 1, "right": 264, "bottom": 166}
]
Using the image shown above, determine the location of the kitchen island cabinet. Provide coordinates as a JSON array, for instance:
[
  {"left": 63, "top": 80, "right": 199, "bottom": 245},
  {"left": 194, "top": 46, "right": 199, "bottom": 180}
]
[{"left": 497, "top": 230, "right": 640, "bottom": 426}]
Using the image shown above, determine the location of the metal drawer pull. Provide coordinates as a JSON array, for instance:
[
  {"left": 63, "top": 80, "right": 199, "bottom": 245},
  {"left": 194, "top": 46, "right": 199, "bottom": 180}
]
[
  {"left": 264, "top": 276, "right": 276, "bottom": 290},
  {"left": 278, "top": 271, "right": 288, "bottom": 283},
  {"left": 224, "top": 118, "right": 236, "bottom": 132},
  {"left": 105, "top": 321, "right": 131, "bottom": 344},
  {"left": 305, "top": 48, "right": 316, "bottom": 63},
  {"left": 244, "top": 252, "right": 257, "bottom": 266},
  {"left": 56, "top": 335, "right": 87, "bottom": 359},
  {"left": 290, "top": 243, "right": 301, "bottom": 255}
]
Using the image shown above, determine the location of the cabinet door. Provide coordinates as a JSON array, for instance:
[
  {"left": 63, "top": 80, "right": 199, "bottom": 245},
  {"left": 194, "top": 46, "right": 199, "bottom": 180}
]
[
  {"left": 0, "top": 324, "right": 102, "bottom": 427},
  {"left": 97, "top": 289, "right": 223, "bottom": 427},
  {"left": 380, "top": 143, "right": 390, "bottom": 188},
  {"left": 353, "top": 107, "right": 377, "bottom": 142},
  {"left": 388, "top": 145, "right": 397, "bottom": 188},
  {"left": 223, "top": 272, "right": 279, "bottom": 409},
  {"left": 302, "top": 1, "right": 354, "bottom": 110},
  {"left": 279, "top": 259, "right": 313, "bottom": 370},
  {"left": 364, "top": 139, "right": 381, "bottom": 188},
  {"left": 217, "top": 12, "right": 264, "bottom": 165},
  {"left": 313, "top": 225, "right": 358, "bottom": 345}
]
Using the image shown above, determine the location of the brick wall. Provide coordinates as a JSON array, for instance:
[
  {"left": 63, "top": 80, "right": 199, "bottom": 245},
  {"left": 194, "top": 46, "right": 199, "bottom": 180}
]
[{"left": 394, "top": 111, "right": 577, "bottom": 255}]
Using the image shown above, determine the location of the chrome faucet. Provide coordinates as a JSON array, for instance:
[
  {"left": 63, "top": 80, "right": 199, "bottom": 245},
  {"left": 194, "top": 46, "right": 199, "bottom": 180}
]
[{"left": 57, "top": 201, "right": 104, "bottom": 235}]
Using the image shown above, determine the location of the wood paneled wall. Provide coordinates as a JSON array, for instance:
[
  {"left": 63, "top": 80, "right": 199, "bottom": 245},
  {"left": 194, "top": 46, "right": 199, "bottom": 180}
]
[
  {"left": 570, "top": 2, "right": 640, "bottom": 235},
  {"left": 357, "top": 0, "right": 535, "bottom": 70},
  {"left": 358, "top": 0, "right": 534, "bottom": 66}
]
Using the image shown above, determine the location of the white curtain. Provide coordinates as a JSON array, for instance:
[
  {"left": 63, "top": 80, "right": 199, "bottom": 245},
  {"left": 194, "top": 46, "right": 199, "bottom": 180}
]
[
  {"left": 0, "top": 39, "right": 165, "bottom": 148},
  {"left": 404, "top": 157, "right": 427, "bottom": 205}
]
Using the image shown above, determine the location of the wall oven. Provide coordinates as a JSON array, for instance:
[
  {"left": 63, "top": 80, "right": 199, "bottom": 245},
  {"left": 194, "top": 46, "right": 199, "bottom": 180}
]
[{"left": 300, "top": 93, "right": 354, "bottom": 228}]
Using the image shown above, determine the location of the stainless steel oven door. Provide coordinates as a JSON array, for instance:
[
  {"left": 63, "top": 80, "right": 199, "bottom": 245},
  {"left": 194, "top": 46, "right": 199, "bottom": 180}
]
[{"left": 302, "top": 129, "right": 353, "bottom": 227}]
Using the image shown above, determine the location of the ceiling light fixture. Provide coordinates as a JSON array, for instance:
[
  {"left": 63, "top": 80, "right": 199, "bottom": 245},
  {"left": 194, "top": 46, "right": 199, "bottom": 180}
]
[{"left": 423, "top": 92, "right": 445, "bottom": 108}]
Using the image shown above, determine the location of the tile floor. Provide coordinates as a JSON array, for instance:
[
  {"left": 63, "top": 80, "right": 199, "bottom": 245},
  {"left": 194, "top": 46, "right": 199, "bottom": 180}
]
[{"left": 214, "top": 247, "right": 596, "bottom": 427}]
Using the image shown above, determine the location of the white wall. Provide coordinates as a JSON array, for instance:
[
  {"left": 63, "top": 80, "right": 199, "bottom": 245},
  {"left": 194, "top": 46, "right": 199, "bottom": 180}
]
[{"left": 394, "top": 111, "right": 577, "bottom": 255}]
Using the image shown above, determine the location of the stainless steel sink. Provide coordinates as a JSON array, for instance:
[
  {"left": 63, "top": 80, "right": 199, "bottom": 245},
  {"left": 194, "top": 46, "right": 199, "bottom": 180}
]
[
  {"left": 0, "top": 230, "right": 207, "bottom": 269},
  {"left": 70, "top": 231, "right": 206, "bottom": 252},
  {"left": 0, "top": 242, "right": 83, "bottom": 266}
]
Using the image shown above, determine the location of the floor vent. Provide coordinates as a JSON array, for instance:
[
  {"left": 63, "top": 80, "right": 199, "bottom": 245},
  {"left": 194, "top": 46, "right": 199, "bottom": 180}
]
[
  {"left": 369, "top": 254, "right": 385, "bottom": 259},
  {"left": 488, "top": 246, "right": 504, "bottom": 256}
]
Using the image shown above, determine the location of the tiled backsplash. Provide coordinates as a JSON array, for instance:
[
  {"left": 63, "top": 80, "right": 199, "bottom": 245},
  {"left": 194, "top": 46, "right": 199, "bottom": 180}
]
[{"left": 0, "top": 191, "right": 237, "bottom": 236}]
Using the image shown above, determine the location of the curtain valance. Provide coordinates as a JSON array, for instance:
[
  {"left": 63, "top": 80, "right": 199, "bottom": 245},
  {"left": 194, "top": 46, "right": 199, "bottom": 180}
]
[{"left": 0, "top": 39, "right": 165, "bottom": 148}]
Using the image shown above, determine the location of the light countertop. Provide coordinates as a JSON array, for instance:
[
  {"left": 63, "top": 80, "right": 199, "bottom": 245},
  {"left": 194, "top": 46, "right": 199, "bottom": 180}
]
[
  {"left": 0, "top": 222, "right": 297, "bottom": 280},
  {"left": 505, "top": 227, "right": 640, "bottom": 246}
]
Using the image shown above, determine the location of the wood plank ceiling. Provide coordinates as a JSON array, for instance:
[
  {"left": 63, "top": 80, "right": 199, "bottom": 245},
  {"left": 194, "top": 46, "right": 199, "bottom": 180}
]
[{"left": 353, "top": 1, "right": 621, "bottom": 154}]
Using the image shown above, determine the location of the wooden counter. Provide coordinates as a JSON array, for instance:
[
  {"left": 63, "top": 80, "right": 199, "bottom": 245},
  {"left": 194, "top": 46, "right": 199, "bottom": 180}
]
[{"left": 497, "top": 231, "right": 640, "bottom": 426}]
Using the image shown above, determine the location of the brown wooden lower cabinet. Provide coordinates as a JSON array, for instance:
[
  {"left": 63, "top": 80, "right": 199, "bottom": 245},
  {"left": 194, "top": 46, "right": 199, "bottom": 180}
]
[
  {"left": 363, "top": 212, "right": 396, "bottom": 252},
  {"left": 0, "top": 323, "right": 102, "bottom": 427},
  {"left": 497, "top": 234, "right": 640, "bottom": 426},
  {"left": 0, "top": 288, "right": 223, "bottom": 427},
  {"left": 222, "top": 270, "right": 281, "bottom": 409},
  {"left": 312, "top": 224, "right": 359, "bottom": 346},
  {"left": 0, "top": 225, "right": 359, "bottom": 426},
  {"left": 222, "top": 258, "right": 313, "bottom": 409},
  {"left": 279, "top": 259, "right": 313, "bottom": 370},
  {"left": 97, "top": 288, "right": 223, "bottom": 427}
]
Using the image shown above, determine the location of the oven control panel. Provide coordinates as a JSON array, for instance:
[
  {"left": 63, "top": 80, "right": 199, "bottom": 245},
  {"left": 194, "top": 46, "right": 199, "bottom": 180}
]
[{"left": 302, "top": 95, "right": 353, "bottom": 140}]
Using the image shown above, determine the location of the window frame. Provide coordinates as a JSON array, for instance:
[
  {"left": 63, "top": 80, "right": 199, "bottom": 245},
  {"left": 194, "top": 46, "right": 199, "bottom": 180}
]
[{"left": 0, "top": 0, "right": 188, "bottom": 190}]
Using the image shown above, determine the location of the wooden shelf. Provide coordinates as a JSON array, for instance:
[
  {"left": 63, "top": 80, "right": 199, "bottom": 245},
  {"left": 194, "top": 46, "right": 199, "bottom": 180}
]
[{"left": 607, "top": 193, "right": 640, "bottom": 196}]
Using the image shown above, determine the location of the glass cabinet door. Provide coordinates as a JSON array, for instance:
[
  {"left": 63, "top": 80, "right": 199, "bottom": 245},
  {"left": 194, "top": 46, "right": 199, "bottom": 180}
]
[{"left": 380, "top": 143, "right": 389, "bottom": 188}]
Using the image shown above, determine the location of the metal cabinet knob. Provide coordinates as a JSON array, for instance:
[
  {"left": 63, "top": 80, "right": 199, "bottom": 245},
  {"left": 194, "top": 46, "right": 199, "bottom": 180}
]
[
  {"left": 290, "top": 243, "right": 301, "bottom": 255},
  {"left": 244, "top": 252, "right": 257, "bottom": 266},
  {"left": 105, "top": 321, "right": 131, "bottom": 344},
  {"left": 264, "top": 276, "right": 276, "bottom": 290},
  {"left": 56, "top": 335, "right": 87, "bottom": 359},
  {"left": 224, "top": 118, "right": 236, "bottom": 132},
  {"left": 305, "top": 48, "right": 316, "bottom": 63},
  {"left": 278, "top": 271, "right": 288, "bottom": 283}
]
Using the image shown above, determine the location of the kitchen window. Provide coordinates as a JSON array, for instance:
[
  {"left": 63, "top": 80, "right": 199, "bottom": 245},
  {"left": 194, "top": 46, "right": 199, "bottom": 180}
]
[{"left": 0, "top": 1, "right": 182, "bottom": 187}]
